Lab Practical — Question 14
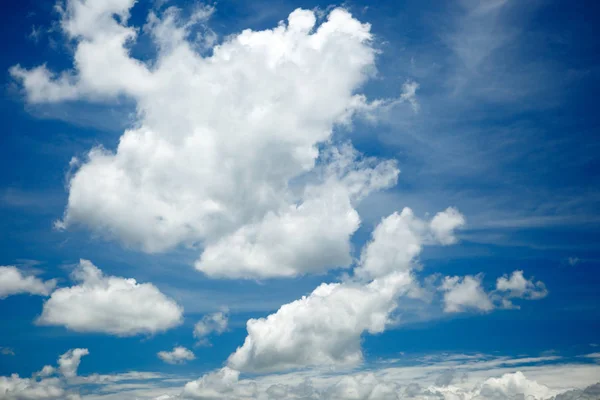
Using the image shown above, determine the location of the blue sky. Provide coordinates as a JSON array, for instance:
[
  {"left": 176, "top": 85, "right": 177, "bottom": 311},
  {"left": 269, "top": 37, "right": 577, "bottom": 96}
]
[{"left": 1, "top": 0, "right": 599, "bottom": 399}]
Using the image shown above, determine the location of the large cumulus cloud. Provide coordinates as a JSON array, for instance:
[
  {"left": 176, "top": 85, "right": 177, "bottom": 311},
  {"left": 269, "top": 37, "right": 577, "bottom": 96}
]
[{"left": 11, "top": 0, "right": 404, "bottom": 279}]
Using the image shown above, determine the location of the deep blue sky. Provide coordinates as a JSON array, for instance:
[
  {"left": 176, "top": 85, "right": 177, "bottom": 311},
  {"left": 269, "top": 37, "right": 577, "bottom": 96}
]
[{"left": 1, "top": 0, "right": 599, "bottom": 386}]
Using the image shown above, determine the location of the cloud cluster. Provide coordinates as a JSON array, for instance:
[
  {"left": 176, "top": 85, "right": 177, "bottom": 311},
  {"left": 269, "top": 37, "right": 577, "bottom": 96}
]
[
  {"left": 11, "top": 1, "right": 407, "bottom": 280},
  {"left": 0, "top": 348, "right": 87, "bottom": 400},
  {"left": 441, "top": 270, "right": 548, "bottom": 313},
  {"left": 0, "top": 266, "right": 56, "bottom": 299},
  {"left": 228, "top": 207, "right": 464, "bottom": 372},
  {"left": 178, "top": 369, "right": 597, "bottom": 400},
  {"left": 3, "top": 347, "right": 600, "bottom": 400},
  {"left": 6, "top": 3, "right": 558, "bottom": 400},
  {"left": 37, "top": 260, "right": 183, "bottom": 336}
]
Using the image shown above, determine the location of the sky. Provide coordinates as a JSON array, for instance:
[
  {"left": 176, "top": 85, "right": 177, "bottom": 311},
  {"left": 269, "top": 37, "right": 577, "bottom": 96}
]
[{"left": 0, "top": 0, "right": 599, "bottom": 399}]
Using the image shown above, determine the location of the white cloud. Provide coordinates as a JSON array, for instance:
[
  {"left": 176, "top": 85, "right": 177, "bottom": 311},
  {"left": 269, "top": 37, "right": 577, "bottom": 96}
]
[
  {"left": 495, "top": 270, "right": 548, "bottom": 308},
  {"left": 440, "top": 269, "right": 548, "bottom": 313},
  {"left": 354, "top": 207, "right": 465, "bottom": 281},
  {"left": 440, "top": 274, "right": 494, "bottom": 313},
  {"left": 11, "top": 2, "right": 405, "bottom": 279},
  {"left": 0, "top": 348, "right": 88, "bottom": 400},
  {"left": 0, "top": 375, "right": 69, "bottom": 400},
  {"left": 429, "top": 207, "right": 466, "bottom": 245},
  {"left": 3, "top": 348, "right": 599, "bottom": 400},
  {"left": 59, "top": 348, "right": 89, "bottom": 379},
  {"left": 400, "top": 80, "right": 420, "bottom": 113},
  {"left": 178, "top": 363, "right": 600, "bottom": 400},
  {"left": 477, "top": 371, "right": 556, "bottom": 399},
  {"left": 227, "top": 207, "right": 464, "bottom": 373},
  {"left": 0, "top": 266, "right": 56, "bottom": 299},
  {"left": 181, "top": 367, "right": 256, "bottom": 399},
  {"left": 195, "top": 146, "right": 399, "bottom": 279},
  {"left": 157, "top": 347, "right": 195, "bottom": 365},
  {"left": 228, "top": 271, "right": 414, "bottom": 373},
  {"left": 37, "top": 260, "right": 183, "bottom": 336},
  {"left": 496, "top": 270, "right": 547, "bottom": 298},
  {"left": 194, "top": 310, "right": 228, "bottom": 345}
]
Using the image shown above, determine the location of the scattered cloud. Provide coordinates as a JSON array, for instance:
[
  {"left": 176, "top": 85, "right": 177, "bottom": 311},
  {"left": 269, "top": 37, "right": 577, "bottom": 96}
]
[
  {"left": 157, "top": 347, "right": 196, "bottom": 365},
  {"left": 2, "top": 347, "right": 600, "bottom": 399},
  {"left": 441, "top": 274, "right": 494, "bottom": 313},
  {"left": 228, "top": 207, "right": 464, "bottom": 372},
  {"left": 194, "top": 309, "right": 228, "bottom": 345},
  {"left": 37, "top": 260, "right": 183, "bottom": 336},
  {"left": 496, "top": 270, "right": 548, "bottom": 308},
  {"left": 0, "top": 348, "right": 88, "bottom": 400}
]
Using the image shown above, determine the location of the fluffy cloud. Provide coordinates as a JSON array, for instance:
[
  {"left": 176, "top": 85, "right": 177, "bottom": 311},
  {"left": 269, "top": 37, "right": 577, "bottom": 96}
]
[
  {"left": 58, "top": 349, "right": 89, "bottom": 379},
  {"left": 496, "top": 270, "right": 548, "bottom": 308},
  {"left": 227, "top": 208, "right": 464, "bottom": 372},
  {"left": 440, "top": 269, "right": 549, "bottom": 313},
  {"left": 228, "top": 271, "right": 413, "bottom": 372},
  {"left": 195, "top": 147, "right": 399, "bottom": 279},
  {"left": 477, "top": 371, "right": 556, "bottom": 399},
  {"left": 178, "top": 368, "right": 599, "bottom": 400},
  {"left": 11, "top": 1, "right": 407, "bottom": 279},
  {"left": 440, "top": 274, "right": 494, "bottom": 313},
  {"left": 37, "top": 260, "right": 183, "bottom": 336},
  {"left": 0, "top": 266, "right": 56, "bottom": 299},
  {"left": 194, "top": 309, "right": 228, "bottom": 345},
  {"left": 158, "top": 347, "right": 196, "bottom": 365},
  {"left": 182, "top": 367, "right": 256, "bottom": 399},
  {"left": 4, "top": 348, "right": 600, "bottom": 400},
  {"left": 0, "top": 376, "right": 70, "bottom": 400},
  {"left": 0, "top": 348, "right": 87, "bottom": 400},
  {"left": 354, "top": 207, "right": 464, "bottom": 281}
]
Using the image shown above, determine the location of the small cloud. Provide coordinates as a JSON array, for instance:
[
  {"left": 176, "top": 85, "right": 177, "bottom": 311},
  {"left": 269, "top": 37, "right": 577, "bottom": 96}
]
[
  {"left": 194, "top": 308, "right": 229, "bottom": 346},
  {"left": 568, "top": 257, "right": 580, "bottom": 266},
  {"left": 28, "top": 25, "right": 43, "bottom": 43},
  {"left": 1, "top": 347, "right": 15, "bottom": 356},
  {"left": 158, "top": 346, "right": 195, "bottom": 365},
  {"left": 400, "top": 80, "right": 420, "bottom": 113}
]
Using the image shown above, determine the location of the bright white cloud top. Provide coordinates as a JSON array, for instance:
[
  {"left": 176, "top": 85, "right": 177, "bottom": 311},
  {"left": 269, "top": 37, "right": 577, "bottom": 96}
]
[{"left": 37, "top": 260, "right": 183, "bottom": 336}]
